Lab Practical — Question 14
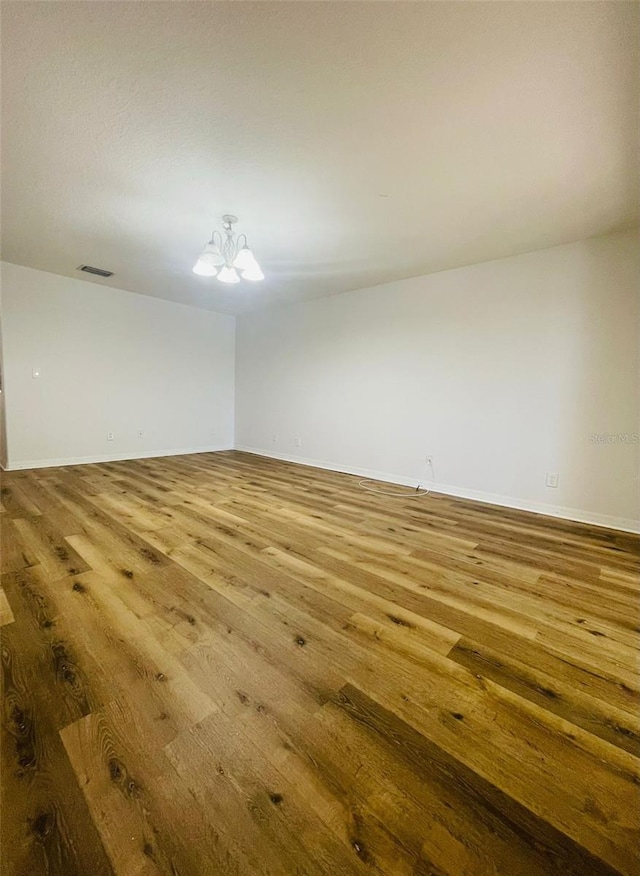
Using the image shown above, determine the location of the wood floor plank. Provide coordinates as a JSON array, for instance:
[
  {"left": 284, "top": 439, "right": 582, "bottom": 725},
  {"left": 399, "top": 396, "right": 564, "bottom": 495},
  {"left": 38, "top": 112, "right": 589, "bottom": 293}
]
[
  {"left": 2, "top": 450, "right": 639, "bottom": 876},
  {"left": 333, "top": 683, "right": 624, "bottom": 876},
  {"left": 10, "top": 517, "right": 90, "bottom": 579},
  {"left": 60, "top": 700, "right": 228, "bottom": 876},
  {"left": 448, "top": 636, "right": 640, "bottom": 757},
  {"left": 0, "top": 586, "right": 15, "bottom": 626},
  {"left": 1, "top": 567, "right": 114, "bottom": 875}
]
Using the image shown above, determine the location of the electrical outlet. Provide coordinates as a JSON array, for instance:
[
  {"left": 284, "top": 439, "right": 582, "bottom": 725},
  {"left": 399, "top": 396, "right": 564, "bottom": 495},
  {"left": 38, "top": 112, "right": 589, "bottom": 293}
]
[
  {"left": 272, "top": 433, "right": 278, "bottom": 443},
  {"left": 545, "top": 472, "right": 559, "bottom": 488},
  {"left": 294, "top": 437, "right": 301, "bottom": 448},
  {"left": 107, "top": 431, "right": 114, "bottom": 441}
]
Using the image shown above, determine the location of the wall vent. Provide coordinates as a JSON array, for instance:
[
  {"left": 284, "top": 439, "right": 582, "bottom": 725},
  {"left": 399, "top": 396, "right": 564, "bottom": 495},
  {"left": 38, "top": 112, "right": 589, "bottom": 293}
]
[{"left": 77, "top": 264, "right": 114, "bottom": 278}]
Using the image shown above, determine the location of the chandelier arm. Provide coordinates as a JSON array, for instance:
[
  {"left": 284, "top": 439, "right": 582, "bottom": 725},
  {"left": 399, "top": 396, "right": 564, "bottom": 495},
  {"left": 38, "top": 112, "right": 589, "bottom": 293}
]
[{"left": 232, "top": 233, "right": 247, "bottom": 264}]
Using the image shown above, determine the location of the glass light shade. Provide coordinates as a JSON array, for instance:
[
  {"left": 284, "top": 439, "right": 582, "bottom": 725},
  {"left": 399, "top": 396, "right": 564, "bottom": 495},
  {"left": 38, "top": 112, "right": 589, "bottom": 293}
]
[
  {"left": 241, "top": 265, "right": 265, "bottom": 281},
  {"left": 192, "top": 256, "right": 218, "bottom": 277},
  {"left": 217, "top": 265, "right": 240, "bottom": 284},
  {"left": 233, "top": 246, "right": 259, "bottom": 271}
]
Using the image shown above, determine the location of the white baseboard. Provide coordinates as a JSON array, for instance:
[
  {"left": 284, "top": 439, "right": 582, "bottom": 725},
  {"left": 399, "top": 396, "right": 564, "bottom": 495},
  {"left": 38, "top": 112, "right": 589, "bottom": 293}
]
[
  {"left": 3, "top": 444, "right": 234, "bottom": 472},
  {"left": 234, "top": 445, "right": 640, "bottom": 534}
]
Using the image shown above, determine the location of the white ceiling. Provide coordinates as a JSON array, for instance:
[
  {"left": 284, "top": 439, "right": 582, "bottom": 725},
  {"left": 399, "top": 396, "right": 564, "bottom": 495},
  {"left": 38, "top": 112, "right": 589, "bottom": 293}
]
[{"left": 2, "top": 1, "right": 638, "bottom": 316}]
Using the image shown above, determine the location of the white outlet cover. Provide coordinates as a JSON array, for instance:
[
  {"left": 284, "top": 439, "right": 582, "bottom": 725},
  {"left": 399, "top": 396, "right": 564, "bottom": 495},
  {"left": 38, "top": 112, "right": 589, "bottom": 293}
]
[{"left": 545, "top": 472, "right": 559, "bottom": 487}]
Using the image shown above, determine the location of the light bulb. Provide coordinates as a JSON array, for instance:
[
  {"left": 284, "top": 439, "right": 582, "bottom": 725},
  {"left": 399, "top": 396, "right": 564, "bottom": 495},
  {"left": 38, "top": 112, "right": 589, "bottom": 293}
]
[
  {"left": 217, "top": 265, "right": 240, "bottom": 284},
  {"left": 241, "top": 265, "right": 264, "bottom": 281},
  {"left": 193, "top": 256, "right": 218, "bottom": 277},
  {"left": 233, "top": 246, "right": 258, "bottom": 271}
]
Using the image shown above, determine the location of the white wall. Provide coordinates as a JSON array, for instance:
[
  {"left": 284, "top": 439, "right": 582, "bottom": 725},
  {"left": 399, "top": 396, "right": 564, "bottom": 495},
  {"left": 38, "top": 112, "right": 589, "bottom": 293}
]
[
  {"left": 0, "top": 299, "right": 7, "bottom": 469},
  {"left": 0, "top": 262, "right": 235, "bottom": 468},
  {"left": 236, "top": 230, "right": 640, "bottom": 532}
]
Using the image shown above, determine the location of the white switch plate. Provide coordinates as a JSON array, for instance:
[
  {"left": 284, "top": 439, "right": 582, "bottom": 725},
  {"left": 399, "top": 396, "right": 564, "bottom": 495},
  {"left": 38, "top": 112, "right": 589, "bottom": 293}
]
[
  {"left": 32, "top": 367, "right": 41, "bottom": 379},
  {"left": 545, "top": 472, "right": 559, "bottom": 488}
]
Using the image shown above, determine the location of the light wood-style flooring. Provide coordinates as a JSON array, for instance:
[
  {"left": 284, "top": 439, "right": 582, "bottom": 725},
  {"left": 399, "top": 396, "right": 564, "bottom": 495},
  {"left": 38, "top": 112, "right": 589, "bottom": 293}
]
[{"left": 1, "top": 450, "right": 639, "bottom": 875}]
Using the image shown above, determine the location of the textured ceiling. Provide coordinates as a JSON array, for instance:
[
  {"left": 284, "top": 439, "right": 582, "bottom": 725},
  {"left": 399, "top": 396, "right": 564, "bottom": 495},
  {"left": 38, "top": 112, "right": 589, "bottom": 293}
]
[{"left": 2, "top": 1, "right": 639, "bottom": 315}]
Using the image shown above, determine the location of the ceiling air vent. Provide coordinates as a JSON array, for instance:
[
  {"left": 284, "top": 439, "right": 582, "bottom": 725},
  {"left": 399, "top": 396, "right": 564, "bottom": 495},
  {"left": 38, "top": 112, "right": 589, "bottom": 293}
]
[{"left": 77, "top": 264, "right": 114, "bottom": 278}]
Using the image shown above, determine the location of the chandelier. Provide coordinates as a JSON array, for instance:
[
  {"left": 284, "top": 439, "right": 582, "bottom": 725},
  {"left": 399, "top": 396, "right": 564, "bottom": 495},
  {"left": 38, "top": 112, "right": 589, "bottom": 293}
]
[{"left": 192, "top": 215, "right": 264, "bottom": 283}]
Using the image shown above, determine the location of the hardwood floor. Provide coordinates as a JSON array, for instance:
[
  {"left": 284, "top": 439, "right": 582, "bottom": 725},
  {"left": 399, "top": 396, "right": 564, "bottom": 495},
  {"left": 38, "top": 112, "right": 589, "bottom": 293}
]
[{"left": 1, "top": 450, "right": 639, "bottom": 876}]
